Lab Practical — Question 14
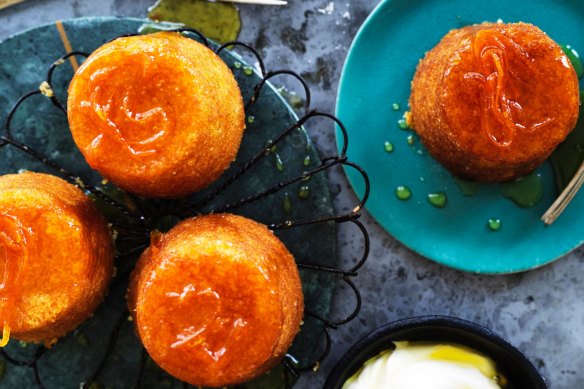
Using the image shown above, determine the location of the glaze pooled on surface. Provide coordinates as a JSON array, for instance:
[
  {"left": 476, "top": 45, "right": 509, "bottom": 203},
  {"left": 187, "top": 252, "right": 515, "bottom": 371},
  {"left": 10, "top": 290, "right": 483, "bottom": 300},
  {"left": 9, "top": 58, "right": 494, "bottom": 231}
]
[
  {"left": 0, "top": 172, "right": 114, "bottom": 344},
  {"left": 408, "top": 22, "right": 579, "bottom": 182},
  {"left": 67, "top": 31, "right": 245, "bottom": 198},
  {"left": 128, "top": 213, "right": 304, "bottom": 387}
]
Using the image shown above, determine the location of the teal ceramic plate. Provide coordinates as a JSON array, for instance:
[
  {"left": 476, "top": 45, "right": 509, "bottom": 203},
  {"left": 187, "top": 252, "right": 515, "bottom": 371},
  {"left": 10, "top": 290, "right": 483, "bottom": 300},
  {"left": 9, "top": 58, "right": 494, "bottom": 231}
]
[
  {"left": 0, "top": 17, "right": 335, "bottom": 388},
  {"left": 337, "top": 0, "right": 584, "bottom": 273}
]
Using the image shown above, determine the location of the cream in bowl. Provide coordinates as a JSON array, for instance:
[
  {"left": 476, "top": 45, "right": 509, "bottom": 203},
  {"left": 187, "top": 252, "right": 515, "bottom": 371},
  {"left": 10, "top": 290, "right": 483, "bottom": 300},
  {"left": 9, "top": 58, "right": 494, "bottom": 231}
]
[
  {"left": 325, "top": 316, "right": 547, "bottom": 389},
  {"left": 343, "top": 341, "right": 505, "bottom": 389}
]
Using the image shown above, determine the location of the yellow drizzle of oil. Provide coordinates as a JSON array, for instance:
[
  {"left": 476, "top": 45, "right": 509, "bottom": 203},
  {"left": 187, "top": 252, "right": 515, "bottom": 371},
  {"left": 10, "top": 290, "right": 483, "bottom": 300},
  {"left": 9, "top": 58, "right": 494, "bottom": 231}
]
[{"left": 429, "top": 344, "right": 497, "bottom": 378}]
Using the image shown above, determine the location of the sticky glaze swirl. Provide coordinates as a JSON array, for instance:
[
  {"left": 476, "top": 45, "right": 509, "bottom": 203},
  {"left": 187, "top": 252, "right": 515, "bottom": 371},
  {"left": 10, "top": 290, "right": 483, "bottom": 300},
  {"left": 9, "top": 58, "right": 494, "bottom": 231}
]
[
  {"left": 67, "top": 32, "right": 245, "bottom": 198},
  {"left": 409, "top": 22, "right": 580, "bottom": 181},
  {"left": 82, "top": 62, "right": 174, "bottom": 157}
]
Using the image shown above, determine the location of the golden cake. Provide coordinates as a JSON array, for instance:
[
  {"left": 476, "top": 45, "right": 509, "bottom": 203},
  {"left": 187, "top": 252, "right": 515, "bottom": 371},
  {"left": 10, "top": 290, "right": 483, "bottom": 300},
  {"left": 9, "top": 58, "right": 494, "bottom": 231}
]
[
  {"left": 128, "top": 213, "right": 304, "bottom": 387},
  {"left": 0, "top": 172, "right": 114, "bottom": 344},
  {"left": 67, "top": 32, "right": 245, "bottom": 198},
  {"left": 408, "top": 22, "right": 580, "bottom": 181}
]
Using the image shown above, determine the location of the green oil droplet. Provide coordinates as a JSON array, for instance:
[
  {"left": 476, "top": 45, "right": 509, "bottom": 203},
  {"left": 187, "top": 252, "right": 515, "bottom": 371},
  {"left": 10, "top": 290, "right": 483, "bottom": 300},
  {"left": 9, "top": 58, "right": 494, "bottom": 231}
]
[
  {"left": 275, "top": 154, "right": 284, "bottom": 172},
  {"left": 301, "top": 173, "right": 311, "bottom": 182},
  {"left": 501, "top": 172, "right": 543, "bottom": 208},
  {"left": 303, "top": 155, "right": 311, "bottom": 166},
  {"left": 298, "top": 186, "right": 310, "bottom": 199},
  {"left": 420, "top": 177, "right": 425, "bottom": 182},
  {"left": 243, "top": 66, "right": 254, "bottom": 76},
  {"left": 86, "top": 382, "right": 103, "bottom": 389},
  {"left": 288, "top": 94, "right": 304, "bottom": 110},
  {"left": 283, "top": 193, "right": 292, "bottom": 213},
  {"left": 407, "top": 135, "right": 415, "bottom": 145},
  {"left": 233, "top": 61, "right": 242, "bottom": 69},
  {"left": 488, "top": 218, "right": 502, "bottom": 231},
  {"left": 247, "top": 115, "right": 255, "bottom": 124},
  {"left": 453, "top": 176, "right": 479, "bottom": 196},
  {"left": 147, "top": 0, "right": 241, "bottom": 44},
  {"left": 392, "top": 103, "right": 400, "bottom": 111},
  {"left": 75, "top": 332, "right": 89, "bottom": 347},
  {"left": 19, "top": 341, "right": 28, "bottom": 348},
  {"left": 416, "top": 149, "right": 423, "bottom": 155},
  {"left": 427, "top": 192, "right": 447, "bottom": 208},
  {"left": 384, "top": 141, "right": 394, "bottom": 153},
  {"left": 277, "top": 86, "right": 306, "bottom": 110},
  {"left": 397, "top": 118, "right": 409, "bottom": 130},
  {"left": 266, "top": 139, "right": 277, "bottom": 153},
  {"left": 560, "top": 44, "right": 584, "bottom": 79},
  {"left": 395, "top": 186, "right": 411, "bottom": 200}
]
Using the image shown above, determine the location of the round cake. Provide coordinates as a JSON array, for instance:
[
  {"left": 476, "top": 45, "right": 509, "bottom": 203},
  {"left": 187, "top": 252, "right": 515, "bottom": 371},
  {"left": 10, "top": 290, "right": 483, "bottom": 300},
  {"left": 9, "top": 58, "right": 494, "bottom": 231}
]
[
  {"left": 128, "top": 213, "right": 304, "bottom": 387},
  {"left": 408, "top": 22, "right": 580, "bottom": 181},
  {"left": 0, "top": 172, "right": 114, "bottom": 344},
  {"left": 67, "top": 31, "right": 245, "bottom": 198}
]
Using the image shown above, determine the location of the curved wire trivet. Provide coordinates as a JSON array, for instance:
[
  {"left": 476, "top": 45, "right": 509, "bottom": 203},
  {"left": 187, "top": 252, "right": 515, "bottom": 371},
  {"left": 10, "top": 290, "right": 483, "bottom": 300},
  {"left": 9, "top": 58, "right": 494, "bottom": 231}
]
[{"left": 0, "top": 28, "right": 371, "bottom": 389}]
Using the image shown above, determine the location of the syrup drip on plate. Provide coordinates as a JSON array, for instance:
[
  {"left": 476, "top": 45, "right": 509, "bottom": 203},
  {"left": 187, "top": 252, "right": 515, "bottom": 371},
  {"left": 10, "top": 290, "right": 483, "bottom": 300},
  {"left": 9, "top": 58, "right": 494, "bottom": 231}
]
[{"left": 148, "top": 0, "right": 241, "bottom": 44}]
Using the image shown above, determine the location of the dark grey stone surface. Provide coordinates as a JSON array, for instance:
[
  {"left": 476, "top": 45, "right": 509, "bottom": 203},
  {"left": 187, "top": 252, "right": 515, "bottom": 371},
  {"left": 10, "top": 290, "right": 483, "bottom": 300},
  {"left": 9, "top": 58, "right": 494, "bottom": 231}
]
[{"left": 1, "top": 1, "right": 583, "bottom": 388}]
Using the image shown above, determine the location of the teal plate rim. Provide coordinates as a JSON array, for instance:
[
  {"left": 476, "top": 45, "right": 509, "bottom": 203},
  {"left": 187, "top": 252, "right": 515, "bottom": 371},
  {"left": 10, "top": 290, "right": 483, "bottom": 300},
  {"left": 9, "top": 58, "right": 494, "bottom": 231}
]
[{"left": 337, "top": 0, "right": 584, "bottom": 274}]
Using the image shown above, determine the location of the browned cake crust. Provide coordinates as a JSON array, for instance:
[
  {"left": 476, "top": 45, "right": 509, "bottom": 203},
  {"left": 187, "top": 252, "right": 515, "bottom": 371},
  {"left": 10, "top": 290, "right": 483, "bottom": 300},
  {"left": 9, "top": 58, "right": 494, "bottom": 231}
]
[
  {"left": 128, "top": 213, "right": 304, "bottom": 387},
  {"left": 67, "top": 32, "right": 245, "bottom": 198},
  {"left": 408, "top": 22, "right": 580, "bottom": 181},
  {"left": 0, "top": 172, "right": 114, "bottom": 343}
]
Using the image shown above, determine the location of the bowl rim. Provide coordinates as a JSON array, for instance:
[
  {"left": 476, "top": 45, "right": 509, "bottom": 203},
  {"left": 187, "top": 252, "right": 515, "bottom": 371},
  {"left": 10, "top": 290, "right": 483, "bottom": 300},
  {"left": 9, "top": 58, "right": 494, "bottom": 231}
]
[{"left": 324, "top": 315, "right": 548, "bottom": 389}]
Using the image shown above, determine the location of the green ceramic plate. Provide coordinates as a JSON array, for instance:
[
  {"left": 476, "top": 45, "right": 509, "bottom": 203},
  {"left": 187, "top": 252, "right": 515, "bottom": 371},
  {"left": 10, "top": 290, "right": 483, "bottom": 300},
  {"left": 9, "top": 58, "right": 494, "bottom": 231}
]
[
  {"left": 0, "top": 17, "right": 335, "bottom": 388},
  {"left": 337, "top": 0, "right": 584, "bottom": 273}
]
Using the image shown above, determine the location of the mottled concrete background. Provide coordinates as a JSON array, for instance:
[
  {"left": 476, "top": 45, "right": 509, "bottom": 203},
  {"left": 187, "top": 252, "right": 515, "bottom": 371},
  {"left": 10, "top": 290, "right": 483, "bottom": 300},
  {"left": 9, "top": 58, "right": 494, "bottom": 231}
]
[{"left": 1, "top": 1, "right": 583, "bottom": 388}]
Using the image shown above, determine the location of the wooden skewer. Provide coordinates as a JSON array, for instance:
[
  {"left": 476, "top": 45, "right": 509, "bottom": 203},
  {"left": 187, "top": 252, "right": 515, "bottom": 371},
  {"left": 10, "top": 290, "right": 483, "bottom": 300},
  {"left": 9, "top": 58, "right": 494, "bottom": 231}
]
[
  {"left": 218, "top": 0, "right": 288, "bottom": 5},
  {"left": 541, "top": 159, "right": 584, "bottom": 225},
  {"left": 0, "top": 0, "right": 26, "bottom": 11}
]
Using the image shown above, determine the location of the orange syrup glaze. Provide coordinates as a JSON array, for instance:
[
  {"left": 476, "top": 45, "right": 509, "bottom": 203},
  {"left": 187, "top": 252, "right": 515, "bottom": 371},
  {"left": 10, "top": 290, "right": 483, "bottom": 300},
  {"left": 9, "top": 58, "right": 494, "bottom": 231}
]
[
  {"left": 409, "top": 23, "right": 580, "bottom": 181},
  {"left": 128, "top": 214, "right": 304, "bottom": 387},
  {"left": 0, "top": 172, "right": 114, "bottom": 343},
  {"left": 67, "top": 32, "right": 245, "bottom": 198}
]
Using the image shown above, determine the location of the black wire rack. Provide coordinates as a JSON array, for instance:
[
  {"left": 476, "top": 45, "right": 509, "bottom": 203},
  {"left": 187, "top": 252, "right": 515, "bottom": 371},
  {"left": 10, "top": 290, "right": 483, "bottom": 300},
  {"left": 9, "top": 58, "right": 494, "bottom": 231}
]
[{"left": 0, "top": 27, "right": 371, "bottom": 389}]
